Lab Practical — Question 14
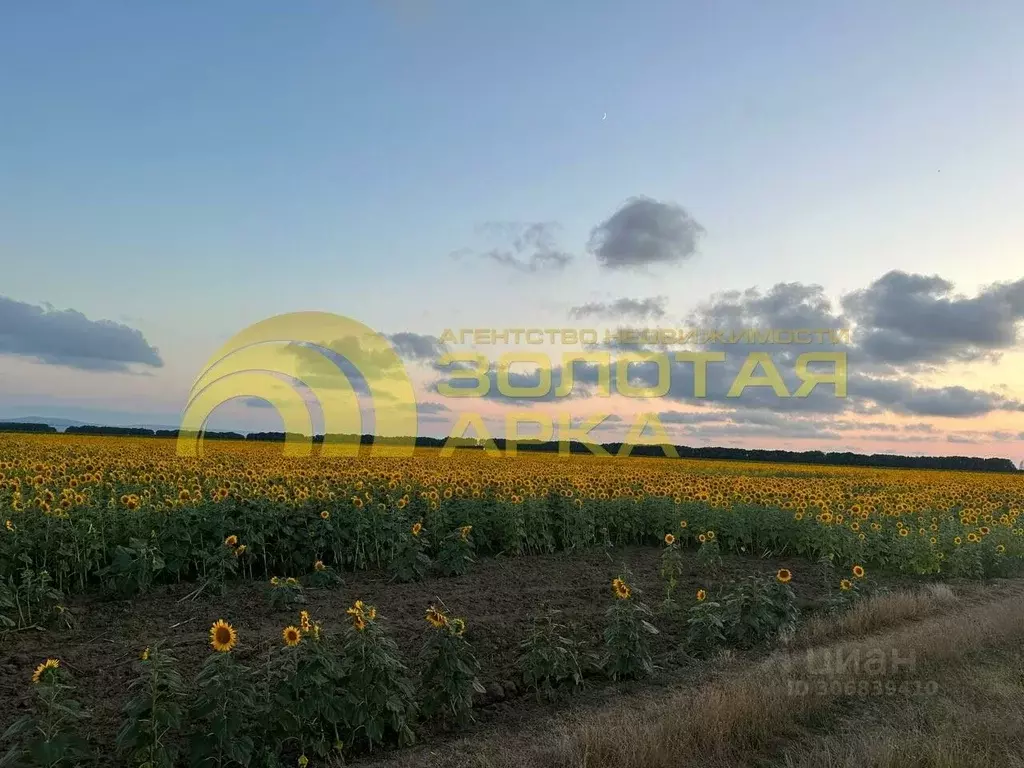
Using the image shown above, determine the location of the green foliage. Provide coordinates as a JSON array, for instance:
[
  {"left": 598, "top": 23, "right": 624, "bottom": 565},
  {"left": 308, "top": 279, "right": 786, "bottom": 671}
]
[
  {"left": 417, "top": 608, "right": 484, "bottom": 726},
  {"left": 721, "top": 574, "right": 799, "bottom": 648},
  {"left": 695, "top": 533, "right": 722, "bottom": 574},
  {"left": 685, "top": 592, "right": 727, "bottom": 657},
  {"left": 436, "top": 527, "right": 475, "bottom": 577},
  {"left": 101, "top": 536, "right": 165, "bottom": 597},
  {"left": 265, "top": 577, "right": 305, "bottom": 611},
  {"left": 516, "top": 608, "right": 585, "bottom": 700},
  {"left": 305, "top": 561, "right": 342, "bottom": 589},
  {"left": 196, "top": 540, "right": 240, "bottom": 598},
  {"left": 601, "top": 576, "right": 658, "bottom": 681},
  {"left": 116, "top": 643, "right": 186, "bottom": 768},
  {"left": 187, "top": 652, "right": 259, "bottom": 767},
  {"left": 259, "top": 618, "right": 347, "bottom": 761},
  {"left": 659, "top": 538, "right": 685, "bottom": 609},
  {"left": 0, "top": 568, "right": 64, "bottom": 630},
  {"left": 337, "top": 602, "right": 417, "bottom": 751},
  {"left": 1, "top": 661, "right": 93, "bottom": 768},
  {"left": 392, "top": 526, "right": 431, "bottom": 583}
]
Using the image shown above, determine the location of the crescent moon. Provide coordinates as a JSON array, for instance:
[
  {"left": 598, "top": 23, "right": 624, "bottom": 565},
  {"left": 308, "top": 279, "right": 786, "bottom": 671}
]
[{"left": 602, "top": 112, "right": 607, "bottom": 120}]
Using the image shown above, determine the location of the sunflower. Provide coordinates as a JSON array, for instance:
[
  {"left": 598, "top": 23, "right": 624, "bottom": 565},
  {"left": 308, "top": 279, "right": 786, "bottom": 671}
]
[
  {"left": 706, "top": 530, "right": 716, "bottom": 541},
  {"left": 696, "top": 589, "right": 706, "bottom": 602},
  {"left": 679, "top": 520, "right": 688, "bottom": 529},
  {"left": 450, "top": 617, "right": 466, "bottom": 636},
  {"left": 209, "top": 620, "right": 238, "bottom": 653},
  {"left": 234, "top": 544, "right": 247, "bottom": 556},
  {"left": 285, "top": 577, "right": 298, "bottom": 586},
  {"left": 776, "top": 568, "right": 792, "bottom": 584},
  {"left": 426, "top": 606, "right": 448, "bottom": 628},
  {"left": 839, "top": 579, "right": 852, "bottom": 591},
  {"left": 282, "top": 626, "right": 302, "bottom": 647},
  {"left": 314, "top": 560, "right": 326, "bottom": 571},
  {"left": 270, "top": 576, "right": 280, "bottom": 586},
  {"left": 300, "top": 610, "right": 311, "bottom": 632},
  {"left": 224, "top": 534, "right": 238, "bottom": 547},
  {"left": 460, "top": 525, "right": 473, "bottom": 540},
  {"left": 412, "top": 522, "right": 423, "bottom": 537},
  {"left": 31, "top": 658, "right": 60, "bottom": 684},
  {"left": 996, "top": 544, "right": 1006, "bottom": 554},
  {"left": 612, "top": 578, "right": 631, "bottom": 600},
  {"left": 698, "top": 534, "right": 707, "bottom": 543},
  {"left": 664, "top": 533, "right": 676, "bottom": 546},
  {"left": 852, "top": 564, "right": 865, "bottom": 579},
  {"left": 141, "top": 647, "right": 150, "bottom": 661},
  {"left": 320, "top": 510, "right": 331, "bottom": 520},
  {"left": 4, "top": 520, "right": 13, "bottom": 532}
]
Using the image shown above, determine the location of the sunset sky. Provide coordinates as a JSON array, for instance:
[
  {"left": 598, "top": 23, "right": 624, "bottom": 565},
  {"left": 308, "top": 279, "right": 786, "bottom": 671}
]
[{"left": 2, "top": 1, "right": 1023, "bottom": 462}]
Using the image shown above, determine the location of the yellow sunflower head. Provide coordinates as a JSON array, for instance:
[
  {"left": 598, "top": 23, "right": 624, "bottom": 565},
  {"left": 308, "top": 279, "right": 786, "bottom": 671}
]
[
  {"left": 426, "top": 606, "right": 448, "bottom": 629},
  {"left": 839, "top": 579, "right": 853, "bottom": 591},
  {"left": 611, "top": 578, "right": 631, "bottom": 600},
  {"left": 314, "top": 560, "right": 326, "bottom": 571},
  {"left": 696, "top": 589, "right": 707, "bottom": 602},
  {"left": 224, "top": 535, "right": 238, "bottom": 548},
  {"left": 282, "top": 626, "right": 302, "bottom": 647},
  {"left": 776, "top": 568, "right": 792, "bottom": 584},
  {"left": 209, "top": 620, "right": 238, "bottom": 653},
  {"left": 31, "top": 658, "right": 60, "bottom": 684},
  {"left": 412, "top": 522, "right": 423, "bottom": 537},
  {"left": 320, "top": 510, "right": 330, "bottom": 520},
  {"left": 852, "top": 564, "right": 865, "bottom": 579},
  {"left": 664, "top": 533, "right": 676, "bottom": 546}
]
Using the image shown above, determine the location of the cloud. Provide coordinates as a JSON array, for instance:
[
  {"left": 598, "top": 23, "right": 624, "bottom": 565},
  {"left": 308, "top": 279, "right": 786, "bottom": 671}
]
[
  {"left": 417, "top": 401, "right": 450, "bottom": 414},
  {"left": 842, "top": 270, "right": 1024, "bottom": 369},
  {"left": 456, "top": 222, "right": 573, "bottom": 273},
  {"left": 0, "top": 296, "right": 162, "bottom": 372},
  {"left": 587, "top": 196, "right": 705, "bottom": 270},
  {"left": 569, "top": 296, "right": 668, "bottom": 321},
  {"left": 386, "top": 332, "right": 447, "bottom": 362}
]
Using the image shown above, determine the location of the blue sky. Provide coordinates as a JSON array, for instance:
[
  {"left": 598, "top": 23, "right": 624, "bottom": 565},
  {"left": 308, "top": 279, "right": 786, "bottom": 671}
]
[{"left": 2, "top": 1, "right": 1023, "bottom": 458}]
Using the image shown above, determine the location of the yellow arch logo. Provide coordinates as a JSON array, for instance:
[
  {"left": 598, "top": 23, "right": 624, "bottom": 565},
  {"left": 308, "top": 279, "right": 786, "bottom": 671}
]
[{"left": 177, "top": 312, "right": 418, "bottom": 457}]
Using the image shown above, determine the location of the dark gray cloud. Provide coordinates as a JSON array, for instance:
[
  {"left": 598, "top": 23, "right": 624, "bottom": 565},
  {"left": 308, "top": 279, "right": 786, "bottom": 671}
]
[
  {"left": 386, "top": 332, "right": 447, "bottom": 362},
  {"left": 456, "top": 221, "right": 573, "bottom": 273},
  {"left": 431, "top": 269, "right": 1024, "bottom": 422},
  {"left": 569, "top": 296, "right": 668, "bottom": 321},
  {"left": 417, "top": 401, "right": 450, "bottom": 414},
  {"left": 842, "top": 270, "right": 1024, "bottom": 368},
  {"left": 587, "top": 196, "right": 705, "bottom": 270},
  {"left": 0, "top": 296, "right": 162, "bottom": 372}
]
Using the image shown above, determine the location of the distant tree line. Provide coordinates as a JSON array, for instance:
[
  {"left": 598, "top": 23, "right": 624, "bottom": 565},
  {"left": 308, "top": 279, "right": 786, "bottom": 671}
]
[
  {"left": 1, "top": 423, "right": 1017, "bottom": 473},
  {"left": 0, "top": 422, "right": 58, "bottom": 434}
]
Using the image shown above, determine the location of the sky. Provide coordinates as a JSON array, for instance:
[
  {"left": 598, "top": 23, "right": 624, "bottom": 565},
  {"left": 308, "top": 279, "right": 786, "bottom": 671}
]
[{"left": 2, "top": 1, "right": 1023, "bottom": 462}]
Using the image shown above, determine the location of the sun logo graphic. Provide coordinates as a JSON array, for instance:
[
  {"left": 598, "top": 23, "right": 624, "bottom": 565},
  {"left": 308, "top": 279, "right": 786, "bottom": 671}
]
[{"left": 177, "top": 312, "right": 418, "bottom": 457}]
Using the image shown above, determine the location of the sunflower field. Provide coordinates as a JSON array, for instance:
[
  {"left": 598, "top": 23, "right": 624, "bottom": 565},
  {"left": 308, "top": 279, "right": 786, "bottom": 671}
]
[
  {"left": 1, "top": 433, "right": 1023, "bottom": 765},
  {"left": 1, "top": 433, "right": 1021, "bottom": 601}
]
